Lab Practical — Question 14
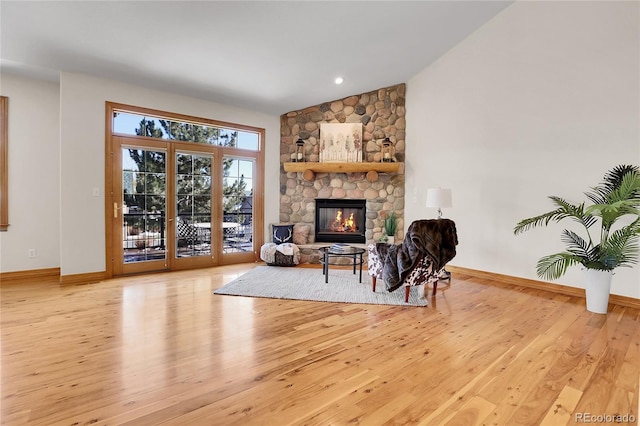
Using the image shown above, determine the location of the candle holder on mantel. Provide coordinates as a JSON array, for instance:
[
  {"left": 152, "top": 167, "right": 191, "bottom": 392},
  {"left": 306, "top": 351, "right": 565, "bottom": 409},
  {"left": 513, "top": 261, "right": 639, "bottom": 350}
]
[
  {"left": 292, "top": 138, "right": 305, "bottom": 162},
  {"left": 381, "top": 137, "right": 394, "bottom": 162}
]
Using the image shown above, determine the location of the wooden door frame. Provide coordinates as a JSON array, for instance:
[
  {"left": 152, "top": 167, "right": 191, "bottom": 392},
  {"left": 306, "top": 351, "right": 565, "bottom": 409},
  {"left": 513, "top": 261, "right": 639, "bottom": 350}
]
[
  {"left": 104, "top": 101, "right": 265, "bottom": 278},
  {"left": 109, "top": 137, "right": 172, "bottom": 276},
  {"left": 169, "top": 144, "right": 218, "bottom": 271},
  {"left": 218, "top": 149, "right": 264, "bottom": 266}
]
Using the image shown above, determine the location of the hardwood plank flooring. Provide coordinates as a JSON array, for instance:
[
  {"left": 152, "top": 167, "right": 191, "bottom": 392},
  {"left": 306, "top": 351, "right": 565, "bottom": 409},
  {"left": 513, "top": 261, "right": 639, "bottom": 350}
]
[{"left": 1, "top": 263, "right": 638, "bottom": 425}]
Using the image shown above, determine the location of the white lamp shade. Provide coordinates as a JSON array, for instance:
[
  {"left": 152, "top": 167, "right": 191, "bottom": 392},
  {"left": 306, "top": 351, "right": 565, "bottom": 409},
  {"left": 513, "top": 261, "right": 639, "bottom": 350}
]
[{"left": 426, "top": 188, "right": 452, "bottom": 208}]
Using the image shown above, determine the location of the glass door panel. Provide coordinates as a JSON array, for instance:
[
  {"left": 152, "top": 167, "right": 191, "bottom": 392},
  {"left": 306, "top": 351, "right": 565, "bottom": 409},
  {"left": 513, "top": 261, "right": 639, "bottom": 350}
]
[
  {"left": 222, "top": 157, "right": 254, "bottom": 255},
  {"left": 120, "top": 147, "right": 168, "bottom": 271},
  {"left": 175, "top": 152, "right": 212, "bottom": 259}
]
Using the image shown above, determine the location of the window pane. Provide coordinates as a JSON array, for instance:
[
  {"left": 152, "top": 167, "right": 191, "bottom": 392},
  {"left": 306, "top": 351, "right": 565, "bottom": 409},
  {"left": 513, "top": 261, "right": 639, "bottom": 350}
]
[
  {"left": 122, "top": 148, "right": 167, "bottom": 213},
  {"left": 171, "top": 122, "right": 195, "bottom": 142},
  {"left": 145, "top": 195, "right": 165, "bottom": 214},
  {"left": 143, "top": 151, "right": 166, "bottom": 173},
  {"left": 122, "top": 148, "right": 167, "bottom": 263},
  {"left": 145, "top": 173, "right": 166, "bottom": 195},
  {"left": 123, "top": 149, "right": 142, "bottom": 172},
  {"left": 176, "top": 153, "right": 192, "bottom": 175},
  {"left": 222, "top": 156, "right": 254, "bottom": 253},
  {"left": 136, "top": 117, "right": 165, "bottom": 138},
  {"left": 114, "top": 112, "right": 168, "bottom": 139},
  {"left": 219, "top": 129, "right": 237, "bottom": 147},
  {"left": 201, "top": 126, "right": 218, "bottom": 145},
  {"left": 113, "top": 112, "right": 142, "bottom": 135},
  {"left": 169, "top": 122, "right": 216, "bottom": 144},
  {"left": 113, "top": 109, "right": 260, "bottom": 151},
  {"left": 177, "top": 196, "right": 193, "bottom": 215},
  {"left": 237, "top": 131, "right": 259, "bottom": 150},
  {"left": 193, "top": 156, "right": 212, "bottom": 175},
  {"left": 193, "top": 195, "right": 211, "bottom": 214},
  {"left": 193, "top": 176, "right": 211, "bottom": 194},
  {"left": 175, "top": 152, "right": 213, "bottom": 258},
  {"left": 176, "top": 175, "right": 193, "bottom": 195}
]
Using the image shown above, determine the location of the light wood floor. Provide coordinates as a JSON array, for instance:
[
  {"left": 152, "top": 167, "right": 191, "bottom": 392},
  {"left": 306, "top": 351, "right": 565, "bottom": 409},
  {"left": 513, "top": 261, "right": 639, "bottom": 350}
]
[{"left": 1, "top": 263, "right": 638, "bottom": 425}]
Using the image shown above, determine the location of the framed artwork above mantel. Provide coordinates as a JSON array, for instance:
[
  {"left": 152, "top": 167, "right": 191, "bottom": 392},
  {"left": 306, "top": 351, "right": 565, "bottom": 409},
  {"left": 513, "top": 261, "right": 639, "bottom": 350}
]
[{"left": 319, "top": 123, "right": 363, "bottom": 163}]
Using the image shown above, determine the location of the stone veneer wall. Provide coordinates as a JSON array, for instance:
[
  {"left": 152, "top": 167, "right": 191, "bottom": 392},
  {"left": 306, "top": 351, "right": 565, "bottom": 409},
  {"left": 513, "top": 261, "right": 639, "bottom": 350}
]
[{"left": 280, "top": 84, "right": 406, "bottom": 261}]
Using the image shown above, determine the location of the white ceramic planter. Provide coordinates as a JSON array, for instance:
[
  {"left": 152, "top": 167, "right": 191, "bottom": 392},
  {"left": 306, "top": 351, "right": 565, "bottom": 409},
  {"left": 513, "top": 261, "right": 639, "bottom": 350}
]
[{"left": 584, "top": 269, "right": 613, "bottom": 314}]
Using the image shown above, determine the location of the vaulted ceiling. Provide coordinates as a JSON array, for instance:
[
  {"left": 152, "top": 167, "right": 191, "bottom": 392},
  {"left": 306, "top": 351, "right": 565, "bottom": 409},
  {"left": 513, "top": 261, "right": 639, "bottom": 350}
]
[{"left": 1, "top": 1, "right": 512, "bottom": 114}]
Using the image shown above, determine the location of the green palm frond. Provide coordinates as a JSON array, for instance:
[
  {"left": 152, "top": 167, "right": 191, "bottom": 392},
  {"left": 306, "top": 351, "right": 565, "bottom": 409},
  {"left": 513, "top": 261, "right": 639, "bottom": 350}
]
[
  {"left": 513, "top": 197, "right": 595, "bottom": 235},
  {"left": 599, "top": 218, "right": 640, "bottom": 268},
  {"left": 560, "top": 230, "right": 591, "bottom": 257},
  {"left": 607, "top": 170, "right": 640, "bottom": 202},
  {"left": 536, "top": 253, "right": 582, "bottom": 281},
  {"left": 586, "top": 201, "right": 640, "bottom": 232},
  {"left": 586, "top": 171, "right": 640, "bottom": 231},
  {"left": 586, "top": 164, "right": 640, "bottom": 204}
]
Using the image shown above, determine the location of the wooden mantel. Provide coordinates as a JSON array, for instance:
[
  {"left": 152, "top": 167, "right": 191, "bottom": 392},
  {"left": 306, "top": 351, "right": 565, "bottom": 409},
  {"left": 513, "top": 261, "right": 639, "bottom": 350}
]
[{"left": 283, "top": 161, "right": 402, "bottom": 181}]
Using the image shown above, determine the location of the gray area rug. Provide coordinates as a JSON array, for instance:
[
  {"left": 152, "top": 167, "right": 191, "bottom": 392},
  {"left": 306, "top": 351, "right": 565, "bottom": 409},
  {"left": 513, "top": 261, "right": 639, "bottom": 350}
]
[{"left": 214, "top": 265, "right": 428, "bottom": 306}]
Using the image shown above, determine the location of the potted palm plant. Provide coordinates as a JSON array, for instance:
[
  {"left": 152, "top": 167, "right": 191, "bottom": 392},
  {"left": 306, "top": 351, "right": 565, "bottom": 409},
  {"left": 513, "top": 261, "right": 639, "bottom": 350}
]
[{"left": 514, "top": 164, "right": 640, "bottom": 314}]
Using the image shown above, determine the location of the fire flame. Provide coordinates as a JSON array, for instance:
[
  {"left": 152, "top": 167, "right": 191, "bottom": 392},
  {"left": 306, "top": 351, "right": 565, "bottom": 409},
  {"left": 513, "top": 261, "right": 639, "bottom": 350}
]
[{"left": 331, "top": 210, "right": 356, "bottom": 233}]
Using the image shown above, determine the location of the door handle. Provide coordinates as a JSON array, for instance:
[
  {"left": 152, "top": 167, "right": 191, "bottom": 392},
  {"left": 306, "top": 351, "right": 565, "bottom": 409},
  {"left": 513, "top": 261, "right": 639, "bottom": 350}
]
[{"left": 114, "top": 202, "right": 118, "bottom": 218}]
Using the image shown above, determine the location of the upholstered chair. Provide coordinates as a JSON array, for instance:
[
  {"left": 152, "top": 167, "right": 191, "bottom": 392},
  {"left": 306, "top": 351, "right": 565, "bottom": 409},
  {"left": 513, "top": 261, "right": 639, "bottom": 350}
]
[
  {"left": 367, "top": 218, "right": 457, "bottom": 302},
  {"left": 368, "top": 244, "right": 446, "bottom": 302}
]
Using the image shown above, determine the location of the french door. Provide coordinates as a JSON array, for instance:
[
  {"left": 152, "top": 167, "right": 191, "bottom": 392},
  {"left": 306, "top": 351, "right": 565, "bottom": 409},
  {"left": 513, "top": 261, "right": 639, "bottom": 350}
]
[
  {"left": 115, "top": 140, "right": 170, "bottom": 275},
  {"left": 109, "top": 137, "right": 258, "bottom": 276}
]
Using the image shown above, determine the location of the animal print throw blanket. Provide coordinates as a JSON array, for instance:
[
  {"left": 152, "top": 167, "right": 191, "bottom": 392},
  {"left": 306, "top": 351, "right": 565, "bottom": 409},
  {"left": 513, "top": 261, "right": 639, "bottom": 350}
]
[{"left": 377, "top": 219, "right": 458, "bottom": 292}]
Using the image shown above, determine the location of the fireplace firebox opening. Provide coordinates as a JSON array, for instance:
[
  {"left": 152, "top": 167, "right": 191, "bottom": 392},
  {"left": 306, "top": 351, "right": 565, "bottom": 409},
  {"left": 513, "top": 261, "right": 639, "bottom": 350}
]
[{"left": 315, "top": 199, "right": 366, "bottom": 243}]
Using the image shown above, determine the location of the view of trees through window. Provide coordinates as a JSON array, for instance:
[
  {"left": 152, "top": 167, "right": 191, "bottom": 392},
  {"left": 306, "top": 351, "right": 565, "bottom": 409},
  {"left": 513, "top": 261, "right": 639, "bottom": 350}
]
[
  {"left": 119, "top": 113, "right": 255, "bottom": 220},
  {"left": 122, "top": 148, "right": 167, "bottom": 263},
  {"left": 114, "top": 111, "right": 259, "bottom": 149},
  {"left": 117, "top": 109, "right": 257, "bottom": 263},
  {"left": 125, "top": 116, "right": 253, "bottom": 220}
]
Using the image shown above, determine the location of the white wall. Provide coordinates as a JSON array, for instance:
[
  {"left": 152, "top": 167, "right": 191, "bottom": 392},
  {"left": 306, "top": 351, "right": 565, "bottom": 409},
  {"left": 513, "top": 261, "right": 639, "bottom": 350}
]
[
  {"left": 0, "top": 74, "right": 61, "bottom": 273},
  {"left": 406, "top": 1, "right": 640, "bottom": 298}
]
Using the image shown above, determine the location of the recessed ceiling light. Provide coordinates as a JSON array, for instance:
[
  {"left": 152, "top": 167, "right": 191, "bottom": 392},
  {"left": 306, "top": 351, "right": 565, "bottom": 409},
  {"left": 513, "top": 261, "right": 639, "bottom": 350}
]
[{"left": 334, "top": 77, "right": 344, "bottom": 85}]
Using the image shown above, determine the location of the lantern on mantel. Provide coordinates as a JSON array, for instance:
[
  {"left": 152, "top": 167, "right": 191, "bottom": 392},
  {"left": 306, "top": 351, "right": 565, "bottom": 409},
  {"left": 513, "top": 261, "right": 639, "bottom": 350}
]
[
  {"left": 294, "top": 138, "right": 305, "bottom": 162},
  {"left": 381, "top": 137, "right": 394, "bottom": 162}
]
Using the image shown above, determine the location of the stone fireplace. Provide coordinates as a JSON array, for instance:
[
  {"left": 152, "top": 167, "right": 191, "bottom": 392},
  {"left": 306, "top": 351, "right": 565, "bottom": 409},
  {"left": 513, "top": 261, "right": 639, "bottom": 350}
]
[
  {"left": 279, "top": 84, "right": 406, "bottom": 262},
  {"left": 315, "top": 198, "right": 366, "bottom": 243}
]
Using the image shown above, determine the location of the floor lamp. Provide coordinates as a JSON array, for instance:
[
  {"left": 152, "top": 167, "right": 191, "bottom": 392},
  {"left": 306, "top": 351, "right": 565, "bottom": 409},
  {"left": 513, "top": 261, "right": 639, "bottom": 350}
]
[{"left": 426, "top": 188, "right": 453, "bottom": 278}]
